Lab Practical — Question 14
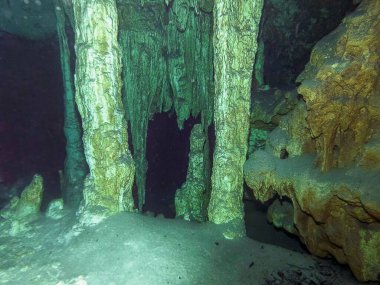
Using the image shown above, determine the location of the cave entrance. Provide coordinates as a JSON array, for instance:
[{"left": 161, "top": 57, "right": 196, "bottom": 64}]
[
  {"left": 0, "top": 33, "right": 66, "bottom": 209},
  {"left": 145, "top": 112, "right": 199, "bottom": 218}
]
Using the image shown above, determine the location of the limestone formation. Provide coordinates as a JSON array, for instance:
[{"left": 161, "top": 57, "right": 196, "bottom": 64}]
[
  {"left": 117, "top": 0, "right": 213, "bottom": 210},
  {"left": 244, "top": 0, "right": 380, "bottom": 281},
  {"left": 55, "top": 0, "right": 88, "bottom": 207},
  {"left": 118, "top": 0, "right": 169, "bottom": 211},
  {"left": 2, "top": 174, "right": 44, "bottom": 219},
  {"left": 175, "top": 124, "right": 208, "bottom": 221},
  {"left": 208, "top": 0, "right": 263, "bottom": 238},
  {"left": 72, "top": 0, "right": 135, "bottom": 214},
  {"left": 46, "top": 198, "right": 64, "bottom": 220}
]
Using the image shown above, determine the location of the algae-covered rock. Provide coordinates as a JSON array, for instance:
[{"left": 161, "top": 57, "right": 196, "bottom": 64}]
[
  {"left": 12, "top": 174, "right": 44, "bottom": 219},
  {"left": 0, "top": 174, "right": 44, "bottom": 236},
  {"left": 175, "top": 124, "right": 208, "bottom": 222},
  {"left": 73, "top": 0, "right": 135, "bottom": 214},
  {"left": 208, "top": 0, "right": 263, "bottom": 238}
]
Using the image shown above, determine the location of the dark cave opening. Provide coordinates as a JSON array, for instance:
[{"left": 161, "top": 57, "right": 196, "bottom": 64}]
[
  {"left": 243, "top": 190, "right": 308, "bottom": 253},
  {"left": 145, "top": 112, "right": 199, "bottom": 218},
  {"left": 0, "top": 33, "right": 65, "bottom": 209},
  {"left": 257, "top": 0, "right": 358, "bottom": 89}
]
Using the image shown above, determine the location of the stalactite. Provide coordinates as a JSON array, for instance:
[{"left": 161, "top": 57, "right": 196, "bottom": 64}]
[
  {"left": 208, "top": 0, "right": 264, "bottom": 239},
  {"left": 72, "top": 0, "right": 135, "bottom": 214},
  {"left": 55, "top": 0, "right": 87, "bottom": 208},
  {"left": 117, "top": 0, "right": 213, "bottom": 211},
  {"left": 118, "top": 0, "right": 170, "bottom": 211},
  {"left": 168, "top": 0, "right": 214, "bottom": 129}
]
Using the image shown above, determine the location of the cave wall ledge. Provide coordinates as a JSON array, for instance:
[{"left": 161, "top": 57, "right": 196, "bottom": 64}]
[{"left": 244, "top": 0, "right": 380, "bottom": 281}]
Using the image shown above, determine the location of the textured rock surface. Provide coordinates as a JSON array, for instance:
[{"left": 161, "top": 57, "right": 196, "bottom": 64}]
[
  {"left": 208, "top": 0, "right": 263, "bottom": 238},
  {"left": 55, "top": 0, "right": 87, "bottom": 207},
  {"left": 0, "top": 0, "right": 56, "bottom": 40},
  {"left": 73, "top": 0, "right": 135, "bottom": 214},
  {"left": 4, "top": 174, "right": 44, "bottom": 219},
  {"left": 0, "top": 174, "right": 44, "bottom": 235},
  {"left": 46, "top": 198, "right": 64, "bottom": 220},
  {"left": 118, "top": 0, "right": 213, "bottom": 210},
  {"left": 118, "top": 0, "right": 170, "bottom": 211},
  {"left": 175, "top": 124, "right": 208, "bottom": 221},
  {"left": 244, "top": 0, "right": 380, "bottom": 281},
  {"left": 297, "top": 0, "right": 380, "bottom": 172}
]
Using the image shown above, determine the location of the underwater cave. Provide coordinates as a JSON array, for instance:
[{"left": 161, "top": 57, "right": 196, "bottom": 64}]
[
  {"left": 0, "top": 0, "right": 379, "bottom": 284},
  {"left": 145, "top": 113, "right": 199, "bottom": 218},
  {"left": 0, "top": 32, "right": 65, "bottom": 209}
]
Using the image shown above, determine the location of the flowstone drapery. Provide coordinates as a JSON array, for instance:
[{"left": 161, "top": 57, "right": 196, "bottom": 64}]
[
  {"left": 208, "top": 0, "right": 263, "bottom": 238},
  {"left": 118, "top": 0, "right": 170, "bottom": 211},
  {"left": 73, "top": 0, "right": 135, "bottom": 214},
  {"left": 118, "top": 0, "right": 214, "bottom": 211},
  {"left": 55, "top": 0, "right": 87, "bottom": 208}
]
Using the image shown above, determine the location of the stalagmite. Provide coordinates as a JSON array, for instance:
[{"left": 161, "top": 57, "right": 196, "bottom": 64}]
[
  {"left": 208, "top": 0, "right": 264, "bottom": 238},
  {"left": 175, "top": 123, "right": 208, "bottom": 221},
  {"left": 72, "top": 0, "right": 135, "bottom": 214},
  {"left": 55, "top": 0, "right": 87, "bottom": 207}
]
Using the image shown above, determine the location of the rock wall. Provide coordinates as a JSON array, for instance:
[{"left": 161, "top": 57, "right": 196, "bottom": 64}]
[{"left": 244, "top": 0, "right": 380, "bottom": 281}]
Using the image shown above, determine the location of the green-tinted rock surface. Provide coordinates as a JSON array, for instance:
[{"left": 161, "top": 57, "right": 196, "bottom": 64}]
[
  {"left": 118, "top": 0, "right": 213, "bottom": 210},
  {"left": 168, "top": 0, "right": 214, "bottom": 129},
  {"left": 208, "top": 0, "right": 263, "bottom": 238},
  {"left": 73, "top": 0, "right": 135, "bottom": 214},
  {"left": 0, "top": 174, "right": 43, "bottom": 221},
  {"left": 118, "top": 0, "right": 170, "bottom": 211},
  {"left": 46, "top": 198, "right": 65, "bottom": 220},
  {"left": 175, "top": 124, "right": 208, "bottom": 221},
  {"left": 55, "top": 0, "right": 88, "bottom": 208}
]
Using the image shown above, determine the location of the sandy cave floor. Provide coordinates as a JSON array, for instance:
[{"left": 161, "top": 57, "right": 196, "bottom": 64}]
[{"left": 0, "top": 206, "right": 369, "bottom": 285}]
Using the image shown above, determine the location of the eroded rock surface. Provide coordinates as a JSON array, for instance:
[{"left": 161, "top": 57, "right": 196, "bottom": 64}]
[
  {"left": 0, "top": 174, "right": 44, "bottom": 235},
  {"left": 175, "top": 124, "right": 208, "bottom": 222},
  {"left": 244, "top": 0, "right": 380, "bottom": 281}
]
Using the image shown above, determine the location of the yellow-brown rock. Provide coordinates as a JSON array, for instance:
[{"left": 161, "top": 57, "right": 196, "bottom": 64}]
[
  {"left": 245, "top": 0, "right": 380, "bottom": 281},
  {"left": 296, "top": 0, "right": 380, "bottom": 172}
]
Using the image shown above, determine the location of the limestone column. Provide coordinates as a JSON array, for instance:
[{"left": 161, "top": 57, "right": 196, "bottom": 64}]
[
  {"left": 208, "top": 0, "right": 264, "bottom": 238},
  {"left": 72, "top": 0, "right": 135, "bottom": 213},
  {"left": 55, "top": 0, "right": 87, "bottom": 207}
]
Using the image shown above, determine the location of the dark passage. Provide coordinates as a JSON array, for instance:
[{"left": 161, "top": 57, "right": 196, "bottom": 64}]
[
  {"left": 0, "top": 33, "right": 65, "bottom": 208},
  {"left": 145, "top": 112, "right": 199, "bottom": 218}
]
